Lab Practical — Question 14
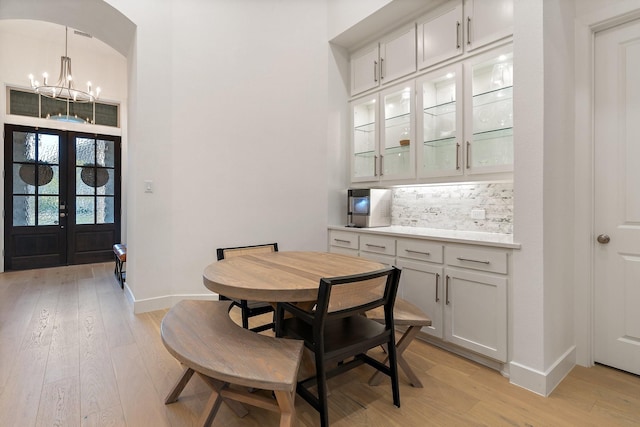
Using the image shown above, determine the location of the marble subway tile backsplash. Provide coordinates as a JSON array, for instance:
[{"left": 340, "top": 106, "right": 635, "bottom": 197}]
[{"left": 392, "top": 182, "right": 513, "bottom": 234}]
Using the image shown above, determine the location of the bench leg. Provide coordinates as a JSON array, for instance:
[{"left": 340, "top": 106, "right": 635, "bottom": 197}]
[
  {"left": 368, "top": 326, "right": 424, "bottom": 388},
  {"left": 198, "top": 374, "right": 249, "bottom": 418},
  {"left": 274, "top": 390, "right": 296, "bottom": 427},
  {"left": 165, "top": 367, "right": 195, "bottom": 404},
  {"left": 199, "top": 385, "right": 225, "bottom": 427}
]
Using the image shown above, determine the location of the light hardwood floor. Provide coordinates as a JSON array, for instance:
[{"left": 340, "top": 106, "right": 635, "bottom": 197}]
[{"left": 0, "top": 263, "right": 639, "bottom": 426}]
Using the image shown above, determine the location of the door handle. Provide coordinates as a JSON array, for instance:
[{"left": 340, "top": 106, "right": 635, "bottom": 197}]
[{"left": 596, "top": 234, "right": 610, "bottom": 244}]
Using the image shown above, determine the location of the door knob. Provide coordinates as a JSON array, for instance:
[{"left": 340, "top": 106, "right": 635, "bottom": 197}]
[{"left": 597, "top": 234, "right": 610, "bottom": 244}]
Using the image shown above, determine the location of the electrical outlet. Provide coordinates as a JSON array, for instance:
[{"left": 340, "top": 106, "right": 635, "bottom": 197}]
[{"left": 471, "top": 208, "right": 486, "bottom": 220}]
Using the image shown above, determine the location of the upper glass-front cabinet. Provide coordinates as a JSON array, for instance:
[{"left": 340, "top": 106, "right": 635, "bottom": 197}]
[
  {"left": 352, "top": 83, "right": 415, "bottom": 182},
  {"left": 417, "top": 64, "right": 463, "bottom": 177},
  {"left": 465, "top": 49, "right": 513, "bottom": 173}
]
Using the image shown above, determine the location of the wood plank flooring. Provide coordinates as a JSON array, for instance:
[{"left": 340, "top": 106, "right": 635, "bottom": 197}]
[{"left": 0, "top": 263, "right": 639, "bottom": 426}]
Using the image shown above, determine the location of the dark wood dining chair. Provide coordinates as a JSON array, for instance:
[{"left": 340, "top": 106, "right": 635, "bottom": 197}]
[
  {"left": 216, "top": 243, "right": 278, "bottom": 333},
  {"left": 275, "top": 266, "right": 402, "bottom": 427}
]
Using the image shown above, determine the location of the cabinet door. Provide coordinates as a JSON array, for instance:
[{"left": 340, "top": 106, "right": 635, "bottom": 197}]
[
  {"left": 417, "top": 1, "right": 463, "bottom": 70},
  {"left": 464, "top": 47, "right": 513, "bottom": 174},
  {"left": 444, "top": 268, "right": 507, "bottom": 361},
  {"left": 417, "top": 64, "right": 463, "bottom": 178},
  {"left": 380, "top": 82, "right": 415, "bottom": 180},
  {"left": 380, "top": 25, "right": 417, "bottom": 85},
  {"left": 397, "top": 259, "right": 444, "bottom": 339},
  {"left": 351, "top": 44, "right": 380, "bottom": 96},
  {"left": 351, "top": 95, "right": 379, "bottom": 182},
  {"left": 464, "top": 0, "right": 513, "bottom": 52}
]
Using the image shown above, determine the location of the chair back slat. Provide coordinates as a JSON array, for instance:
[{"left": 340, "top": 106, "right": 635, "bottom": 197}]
[{"left": 327, "top": 276, "right": 387, "bottom": 313}]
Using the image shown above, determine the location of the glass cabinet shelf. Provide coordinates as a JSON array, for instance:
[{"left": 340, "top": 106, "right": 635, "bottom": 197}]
[
  {"left": 385, "top": 112, "right": 410, "bottom": 126},
  {"left": 424, "top": 136, "right": 456, "bottom": 147},
  {"left": 354, "top": 150, "right": 376, "bottom": 157},
  {"left": 385, "top": 145, "right": 410, "bottom": 153},
  {"left": 473, "top": 85, "right": 513, "bottom": 106},
  {"left": 423, "top": 100, "right": 456, "bottom": 117},
  {"left": 354, "top": 122, "right": 375, "bottom": 133},
  {"left": 473, "top": 126, "right": 513, "bottom": 140}
]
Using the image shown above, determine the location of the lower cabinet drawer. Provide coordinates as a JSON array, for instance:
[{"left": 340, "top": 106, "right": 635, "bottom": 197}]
[
  {"left": 445, "top": 245, "right": 508, "bottom": 274},
  {"left": 397, "top": 238, "right": 443, "bottom": 264},
  {"left": 360, "top": 235, "right": 396, "bottom": 256},
  {"left": 329, "top": 230, "right": 359, "bottom": 250}
]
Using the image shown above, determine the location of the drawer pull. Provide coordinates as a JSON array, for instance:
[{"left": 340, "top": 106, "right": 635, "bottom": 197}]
[
  {"left": 334, "top": 239, "right": 351, "bottom": 244},
  {"left": 366, "top": 244, "right": 386, "bottom": 249},
  {"left": 405, "top": 249, "right": 430, "bottom": 256},
  {"left": 456, "top": 257, "right": 490, "bottom": 265}
]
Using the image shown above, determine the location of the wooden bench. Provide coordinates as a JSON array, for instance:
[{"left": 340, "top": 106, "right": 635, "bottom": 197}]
[
  {"left": 367, "top": 298, "right": 432, "bottom": 388},
  {"left": 113, "top": 243, "right": 126, "bottom": 289},
  {"left": 161, "top": 300, "right": 304, "bottom": 427}
]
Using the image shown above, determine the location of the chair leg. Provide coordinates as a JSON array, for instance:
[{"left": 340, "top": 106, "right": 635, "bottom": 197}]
[
  {"left": 240, "top": 300, "right": 250, "bottom": 329},
  {"left": 315, "top": 353, "right": 330, "bottom": 427},
  {"left": 386, "top": 334, "right": 401, "bottom": 408}
]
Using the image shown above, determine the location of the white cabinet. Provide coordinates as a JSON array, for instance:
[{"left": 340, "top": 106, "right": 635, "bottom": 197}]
[
  {"left": 464, "top": 0, "right": 513, "bottom": 52},
  {"left": 417, "top": 46, "right": 513, "bottom": 178},
  {"left": 444, "top": 245, "right": 508, "bottom": 361},
  {"left": 351, "top": 82, "right": 416, "bottom": 182},
  {"left": 417, "top": 1, "right": 464, "bottom": 69},
  {"left": 350, "top": 25, "right": 417, "bottom": 97},
  {"left": 327, "top": 228, "right": 511, "bottom": 364},
  {"left": 328, "top": 229, "right": 359, "bottom": 256}
]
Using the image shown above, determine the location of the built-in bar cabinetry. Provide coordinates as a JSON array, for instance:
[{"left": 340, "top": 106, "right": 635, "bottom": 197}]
[
  {"left": 328, "top": 228, "right": 512, "bottom": 365},
  {"left": 348, "top": 0, "right": 513, "bottom": 185}
]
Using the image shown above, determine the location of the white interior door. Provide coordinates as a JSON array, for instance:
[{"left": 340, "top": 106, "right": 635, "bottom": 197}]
[{"left": 594, "top": 18, "right": 640, "bottom": 376}]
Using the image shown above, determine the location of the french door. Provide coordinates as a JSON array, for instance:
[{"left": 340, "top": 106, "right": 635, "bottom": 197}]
[{"left": 4, "top": 124, "right": 121, "bottom": 270}]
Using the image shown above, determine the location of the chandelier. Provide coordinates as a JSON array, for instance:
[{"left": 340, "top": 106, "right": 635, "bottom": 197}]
[{"left": 28, "top": 26, "right": 100, "bottom": 103}]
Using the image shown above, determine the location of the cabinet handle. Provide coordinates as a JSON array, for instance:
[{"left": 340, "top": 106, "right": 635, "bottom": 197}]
[
  {"left": 466, "top": 141, "right": 471, "bottom": 169},
  {"left": 374, "top": 60, "right": 378, "bottom": 83},
  {"left": 456, "top": 21, "right": 461, "bottom": 49},
  {"left": 456, "top": 142, "right": 461, "bottom": 170},
  {"left": 380, "top": 57, "right": 384, "bottom": 80},
  {"left": 456, "top": 257, "right": 491, "bottom": 265},
  {"left": 380, "top": 154, "right": 384, "bottom": 176},
  {"left": 404, "top": 249, "right": 430, "bottom": 256},
  {"left": 374, "top": 155, "right": 378, "bottom": 176},
  {"left": 366, "top": 243, "right": 386, "bottom": 249},
  {"left": 467, "top": 16, "right": 471, "bottom": 46},
  {"left": 334, "top": 239, "right": 351, "bottom": 244},
  {"left": 435, "top": 273, "right": 440, "bottom": 302},
  {"left": 445, "top": 275, "right": 450, "bottom": 305}
]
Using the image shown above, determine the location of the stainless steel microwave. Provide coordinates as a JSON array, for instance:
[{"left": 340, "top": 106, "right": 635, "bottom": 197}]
[{"left": 347, "top": 188, "right": 391, "bottom": 228}]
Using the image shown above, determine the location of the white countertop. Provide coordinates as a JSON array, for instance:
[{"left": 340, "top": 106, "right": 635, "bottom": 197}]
[{"left": 328, "top": 225, "right": 520, "bottom": 249}]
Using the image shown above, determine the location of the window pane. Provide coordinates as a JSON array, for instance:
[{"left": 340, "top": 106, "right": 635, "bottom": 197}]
[
  {"left": 97, "top": 197, "right": 114, "bottom": 224},
  {"left": 13, "top": 164, "right": 36, "bottom": 195},
  {"left": 76, "top": 196, "right": 95, "bottom": 224},
  {"left": 9, "top": 89, "right": 39, "bottom": 117},
  {"left": 41, "top": 97, "right": 68, "bottom": 119},
  {"left": 76, "top": 167, "right": 95, "bottom": 195},
  {"left": 13, "top": 196, "right": 35, "bottom": 226},
  {"left": 38, "top": 134, "right": 60, "bottom": 164},
  {"left": 96, "top": 140, "right": 115, "bottom": 167},
  {"left": 95, "top": 103, "right": 118, "bottom": 127},
  {"left": 68, "top": 102, "right": 93, "bottom": 124},
  {"left": 76, "top": 138, "right": 95, "bottom": 166},
  {"left": 38, "top": 165, "right": 59, "bottom": 195},
  {"left": 38, "top": 196, "right": 59, "bottom": 225},
  {"left": 96, "top": 169, "right": 114, "bottom": 196},
  {"left": 13, "top": 131, "right": 36, "bottom": 162}
]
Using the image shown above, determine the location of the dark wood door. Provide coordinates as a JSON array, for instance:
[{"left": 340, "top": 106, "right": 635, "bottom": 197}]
[{"left": 4, "top": 125, "right": 121, "bottom": 270}]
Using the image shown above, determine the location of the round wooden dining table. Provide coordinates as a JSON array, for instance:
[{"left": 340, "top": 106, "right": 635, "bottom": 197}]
[{"left": 202, "top": 251, "right": 386, "bottom": 303}]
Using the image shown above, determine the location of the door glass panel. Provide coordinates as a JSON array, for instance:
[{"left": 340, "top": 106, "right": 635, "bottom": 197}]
[
  {"left": 421, "top": 71, "right": 458, "bottom": 174},
  {"left": 38, "top": 196, "right": 59, "bottom": 225},
  {"left": 12, "top": 131, "right": 59, "bottom": 227},
  {"left": 13, "top": 196, "right": 35, "bottom": 226},
  {"left": 13, "top": 132, "right": 36, "bottom": 162},
  {"left": 76, "top": 196, "right": 95, "bottom": 225},
  {"left": 76, "top": 137, "right": 96, "bottom": 166},
  {"left": 97, "top": 139, "right": 115, "bottom": 167},
  {"left": 471, "top": 52, "right": 513, "bottom": 168},
  {"left": 96, "top": 169, "right": 114, "bottom": 196},
  {"left": 38, "top": 134, "right": 60, "bottom": 163},
  {"left": 383, "top": 86, "right": 412, "bottom": 176},
  {"left": 76, "top": 167, "right": 95, "bottom": 195},
  {"left": 353, "top": 97, "right": 377, "bottom": 179},
  {"left": 97, "top": 197, "right": 114, "bottom": 224}
]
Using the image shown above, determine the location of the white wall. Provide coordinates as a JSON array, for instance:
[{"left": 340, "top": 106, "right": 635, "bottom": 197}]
[{"left": 1, "top": 0, "right": 331, "bottom": 312}]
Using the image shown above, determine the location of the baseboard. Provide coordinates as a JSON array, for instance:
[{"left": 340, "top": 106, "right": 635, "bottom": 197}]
[
  {"left": 509, "top": 346, "right": 576, "bottom": 396},
  {"left": 132, "top": 293, "right": 218, "bottom": 314}
]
